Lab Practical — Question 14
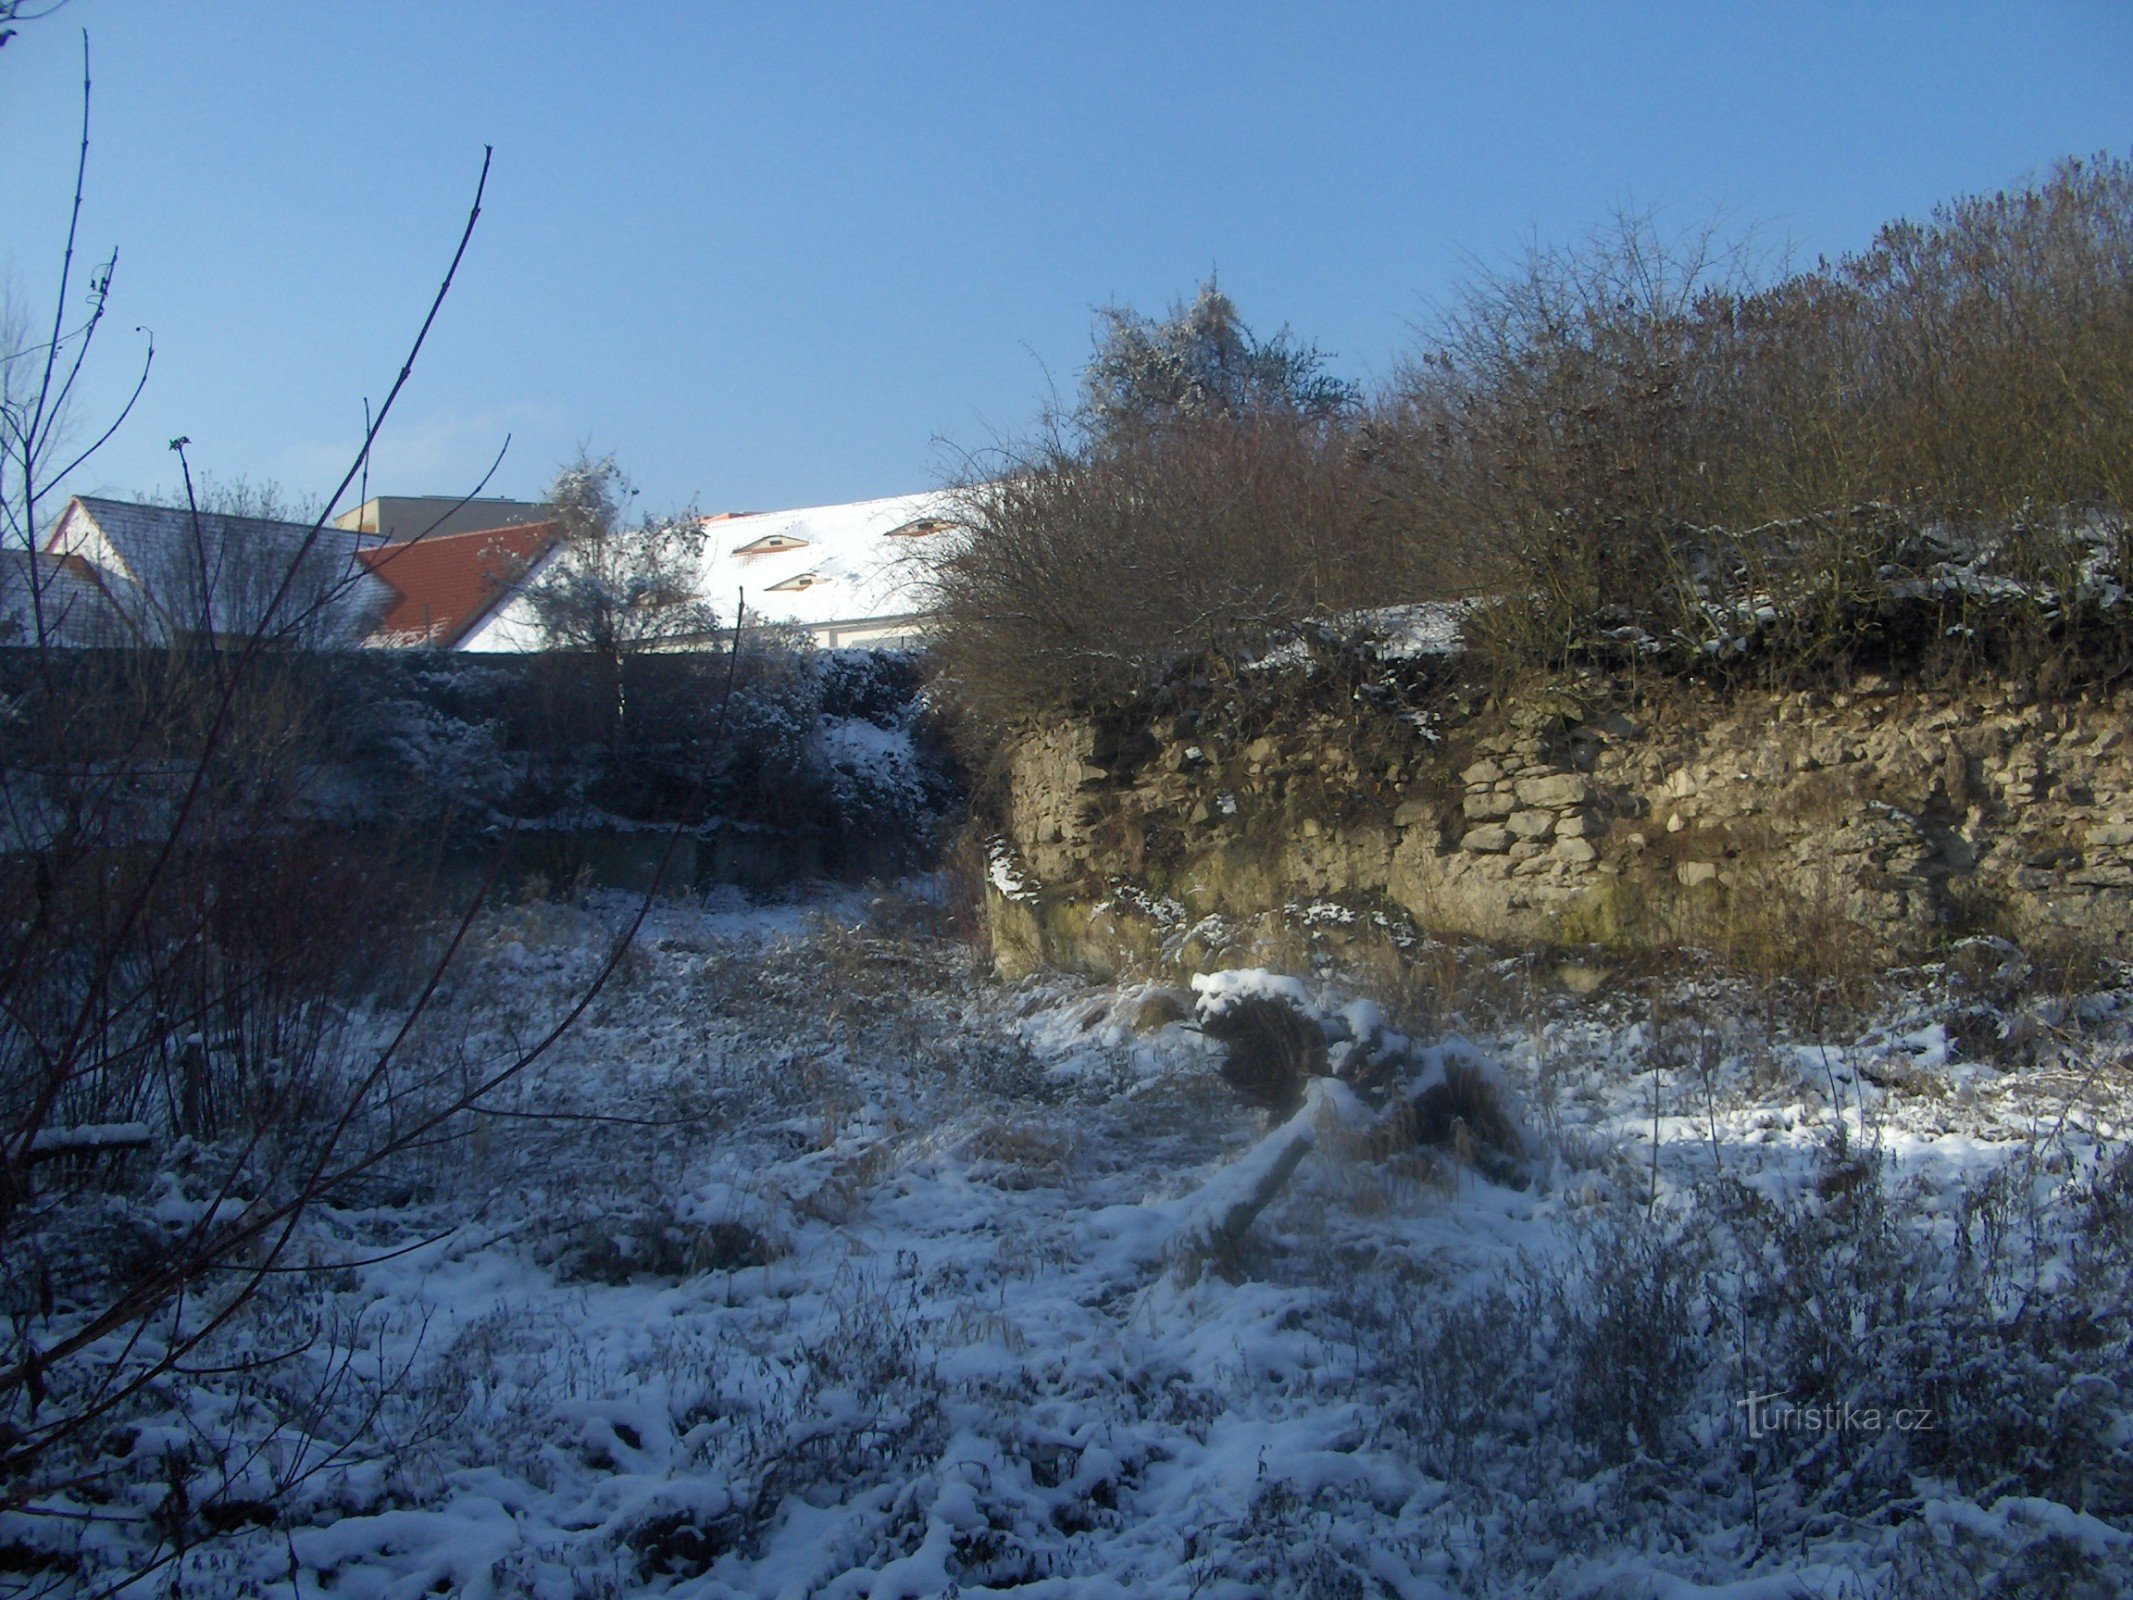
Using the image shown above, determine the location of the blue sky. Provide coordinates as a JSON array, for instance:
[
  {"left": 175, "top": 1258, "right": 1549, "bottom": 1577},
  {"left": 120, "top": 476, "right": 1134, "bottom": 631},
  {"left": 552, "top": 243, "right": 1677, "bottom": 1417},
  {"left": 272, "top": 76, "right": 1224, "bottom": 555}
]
[{"left": 3, "top": 2, "right": 2127, "bottom": 520}]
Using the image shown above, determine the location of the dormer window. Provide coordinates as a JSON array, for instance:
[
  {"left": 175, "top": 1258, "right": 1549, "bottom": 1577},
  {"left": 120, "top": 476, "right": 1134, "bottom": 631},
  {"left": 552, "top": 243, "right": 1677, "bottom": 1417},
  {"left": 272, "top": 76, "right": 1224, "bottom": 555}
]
[
  {"left": 766, "top": 571, "right": 825, "bottom": 592},
  {"left": 733, "top": 532, "right": 810, "bottom": 556},
  {"left": 885, "top": 517, "right": 955, "bottom": 538}
]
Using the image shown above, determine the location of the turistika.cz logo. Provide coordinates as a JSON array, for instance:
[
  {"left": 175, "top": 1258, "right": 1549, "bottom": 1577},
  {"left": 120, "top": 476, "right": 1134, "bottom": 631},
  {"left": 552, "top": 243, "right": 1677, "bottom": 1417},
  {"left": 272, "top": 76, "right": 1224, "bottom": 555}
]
[{"left": 1736, "top": 1392, "right": 1937, "bottom": 1440}]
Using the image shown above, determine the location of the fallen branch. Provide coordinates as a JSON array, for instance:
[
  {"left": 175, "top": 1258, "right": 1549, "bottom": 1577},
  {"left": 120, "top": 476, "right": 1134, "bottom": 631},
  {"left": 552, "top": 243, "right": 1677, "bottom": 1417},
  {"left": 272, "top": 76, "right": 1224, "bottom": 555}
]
[
  {"left": 26, "top": 1121, "right": 151, "bottom": 1161},
  {"left": 1168, "top": 1078, "right": 1355, "bottom": 1282}
]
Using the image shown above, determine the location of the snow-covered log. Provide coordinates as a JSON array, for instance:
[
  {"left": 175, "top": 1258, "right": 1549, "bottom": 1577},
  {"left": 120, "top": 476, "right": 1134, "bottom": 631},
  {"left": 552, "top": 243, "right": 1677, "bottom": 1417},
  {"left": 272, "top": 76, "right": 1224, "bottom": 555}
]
[
  {"left": 1168, "top": 1079, "right": 1357, "bottom": 1280},
  {"left": 26, "top": 1122, "right": 153, "bottom": 1161}
]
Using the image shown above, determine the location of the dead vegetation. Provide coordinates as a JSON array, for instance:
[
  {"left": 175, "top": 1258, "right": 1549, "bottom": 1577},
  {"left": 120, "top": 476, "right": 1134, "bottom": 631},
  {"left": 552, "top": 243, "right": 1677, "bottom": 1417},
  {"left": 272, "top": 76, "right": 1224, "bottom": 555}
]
[{"left": 932, "top": 157, "right": 2133, "bottom": 762}]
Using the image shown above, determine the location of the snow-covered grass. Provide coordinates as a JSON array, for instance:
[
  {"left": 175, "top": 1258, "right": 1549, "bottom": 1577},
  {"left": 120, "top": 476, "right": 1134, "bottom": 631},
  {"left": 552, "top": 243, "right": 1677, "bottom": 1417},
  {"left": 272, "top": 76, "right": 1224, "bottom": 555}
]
[{"left": 5, "top": 892, "right": 2129, "bottom": 1597}]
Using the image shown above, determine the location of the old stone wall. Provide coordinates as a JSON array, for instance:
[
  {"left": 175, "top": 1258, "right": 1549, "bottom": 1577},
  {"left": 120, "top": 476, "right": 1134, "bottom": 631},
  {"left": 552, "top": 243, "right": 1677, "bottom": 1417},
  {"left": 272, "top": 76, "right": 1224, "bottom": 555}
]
[{"left": 985, "top": 676, "right": 2133, "bottom": 980}]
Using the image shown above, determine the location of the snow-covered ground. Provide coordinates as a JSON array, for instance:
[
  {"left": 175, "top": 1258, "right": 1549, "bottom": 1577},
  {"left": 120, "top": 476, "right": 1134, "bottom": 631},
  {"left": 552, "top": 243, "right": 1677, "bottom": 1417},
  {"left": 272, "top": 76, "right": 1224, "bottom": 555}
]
[{"left": 8, "top": 889, "right": 2130, "bottom": 1598}]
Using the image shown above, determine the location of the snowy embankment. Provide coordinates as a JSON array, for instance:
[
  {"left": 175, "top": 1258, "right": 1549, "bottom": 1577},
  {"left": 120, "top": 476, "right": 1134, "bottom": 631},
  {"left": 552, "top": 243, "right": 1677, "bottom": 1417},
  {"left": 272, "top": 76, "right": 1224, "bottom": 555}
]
[{"left": 9, "top": 892, "right": 2129, "bottom": 1597}]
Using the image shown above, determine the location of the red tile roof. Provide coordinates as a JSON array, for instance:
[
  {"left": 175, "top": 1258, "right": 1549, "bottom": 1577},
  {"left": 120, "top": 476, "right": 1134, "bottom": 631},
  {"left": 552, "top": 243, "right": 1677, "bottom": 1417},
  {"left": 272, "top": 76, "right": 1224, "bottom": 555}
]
[{"left": 357, "top": 520, "right": 559, "bottom": 647}]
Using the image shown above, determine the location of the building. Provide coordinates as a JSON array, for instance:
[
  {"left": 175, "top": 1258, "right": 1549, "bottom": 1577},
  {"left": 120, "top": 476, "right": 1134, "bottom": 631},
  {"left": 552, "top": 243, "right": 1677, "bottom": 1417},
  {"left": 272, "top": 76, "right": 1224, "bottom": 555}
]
[
  {"left": 331, "top": 495, "right": 557, "bottom": 543},
  {"left": 691, "top": 490, "right": 961, "bottom": 649},
  {"left": 41, "top": 496, "right": 393, "bottom": 646},
  {"left": 461, "top": 488, "right": 963, "bottom": 653},
  {"left": 0, "top": 547, "right": 140, "bottom": 648},
  {"left": 355, "top": 520, "right": 561, "bottom": 648},
  {"left": 27, "top": 488, "right": 962, "bottom": 655}
]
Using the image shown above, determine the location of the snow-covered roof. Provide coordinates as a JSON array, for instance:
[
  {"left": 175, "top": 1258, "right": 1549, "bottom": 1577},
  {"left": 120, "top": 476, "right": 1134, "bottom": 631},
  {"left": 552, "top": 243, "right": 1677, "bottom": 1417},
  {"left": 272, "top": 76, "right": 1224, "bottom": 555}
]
[
  {"left": 45, "top": 496, "right": 394, "bottom": 645},
  {"left": 0, "top": 548, "right": 140, "bottom": 648},
  {"left": 460, "top": 488, "right": 963, "bottom": 652},
  {"left": 692, "top": 489, "right": 961, "bottom": 634},
  {"left": 357, "top": 520, "right": 559, "bottom": 648}
]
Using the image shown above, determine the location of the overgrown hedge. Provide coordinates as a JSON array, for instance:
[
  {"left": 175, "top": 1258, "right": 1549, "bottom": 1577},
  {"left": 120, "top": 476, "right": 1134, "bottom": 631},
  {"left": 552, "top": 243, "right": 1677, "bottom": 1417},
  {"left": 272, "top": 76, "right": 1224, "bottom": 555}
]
[
  {"left": 0, "top": 641, "right": 960, "bottom": 872},
  {"left": 929, "top": 156, "right": 2133, "bottom": 743}
]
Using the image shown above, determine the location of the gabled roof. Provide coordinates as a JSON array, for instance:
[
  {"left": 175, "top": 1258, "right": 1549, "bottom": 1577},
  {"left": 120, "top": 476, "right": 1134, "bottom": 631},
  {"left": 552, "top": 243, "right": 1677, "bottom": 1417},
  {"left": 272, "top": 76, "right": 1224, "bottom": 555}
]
[
  {"left": 46, "top": 496, "right": 392, "bottom": 643},
  {"left": 460, "top": 487, "right": 968, "bottom": 651},
  {"left": 356, "top": 520, "right": 559, "bottom": 648},
  {"left": 0, "top": 548, "right": 139, "bottom": 648},
  {"left": 331, "top": 495, "right": 558, "bottom": 542}
]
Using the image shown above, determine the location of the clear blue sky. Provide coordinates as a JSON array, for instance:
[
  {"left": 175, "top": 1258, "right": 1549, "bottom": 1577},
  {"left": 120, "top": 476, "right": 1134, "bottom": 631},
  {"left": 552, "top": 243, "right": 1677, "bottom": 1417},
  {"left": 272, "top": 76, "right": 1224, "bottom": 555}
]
[{"left": 3, "top": 2, "right": 2127, "bottom": 521}]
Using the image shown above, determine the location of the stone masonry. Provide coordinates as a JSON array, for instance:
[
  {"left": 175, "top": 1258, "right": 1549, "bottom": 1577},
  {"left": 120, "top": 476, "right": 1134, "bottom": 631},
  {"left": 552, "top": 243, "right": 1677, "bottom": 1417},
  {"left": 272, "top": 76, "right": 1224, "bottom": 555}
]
[{"left": 986, "top": 677, "right": 2133, "bottom": 980}]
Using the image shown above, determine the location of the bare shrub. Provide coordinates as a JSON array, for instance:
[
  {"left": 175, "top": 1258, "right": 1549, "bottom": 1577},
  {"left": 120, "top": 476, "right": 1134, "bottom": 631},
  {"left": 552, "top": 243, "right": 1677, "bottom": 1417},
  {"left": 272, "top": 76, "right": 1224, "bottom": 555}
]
[
  {"left": 928, "top": 284, "right": 1493, "bottom": 749},
  {"left": 1562, "top": 1211, "right": 1710, "bottom": 1463},
  {"left": 1381, "top": 210, "right": 1769, "bottom": 667},
  {"left": 932, "top": 415, "right": 1406, "bottom": 742},
  {"left": 1376, "top": 1270, "right": 1557, "bottom": 1480},
  {"left": 0, "top": 103, "right": 738, "bottom": 1582},
  {"left": 1200, "top": 991, "right": 1327, "bottom": 1112},
  {"left": 938, "top": 163, "right": 2131, "bottom": 757},
  {"left": 1384, "top": 157, "right": 2133, "bottom": 686}
]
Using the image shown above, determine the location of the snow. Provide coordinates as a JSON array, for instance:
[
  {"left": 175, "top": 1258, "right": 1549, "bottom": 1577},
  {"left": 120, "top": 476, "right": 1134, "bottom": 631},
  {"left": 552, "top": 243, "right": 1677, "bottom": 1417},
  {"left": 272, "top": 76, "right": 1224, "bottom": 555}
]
[
  {"left": 985, "top": 835, "right": 1036, "bottom": 900},
  {"left": 10, "top": 890, "right": 2130, "bottom": 1597},
  {"left": 689, "top": 491, "right": 963, "bottom": 638},
  {"left": 1359, "top": 601, "right": 1472, "bottom": 658},
  {"left": 1242, "top": 602, "right": 1472, "bottom": 672},
  {"left": 813, "top": 714, "right": 912, "bottom": 775},
  {"left": 466, "top": 490, "right": 964, "bottom": 652},
  {"left": 1191, "top": 966, "right": 1317, "bottom": 1015},
  {"left": 28, "top": 1121, "right": 151, "bottom": 1153}
]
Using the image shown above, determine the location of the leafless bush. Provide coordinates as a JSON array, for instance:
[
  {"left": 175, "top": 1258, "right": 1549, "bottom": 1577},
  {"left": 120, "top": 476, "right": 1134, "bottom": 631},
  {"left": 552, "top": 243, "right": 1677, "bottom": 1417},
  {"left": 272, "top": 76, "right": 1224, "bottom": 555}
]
[
  {"left": 0, "top": 77, "right": 731, "bottom": 1581},
  {"left": 1340, "top": 1105, "right": 2133, "bottom": 1596},
  {"left": 1561, "top": 1211, "right": 1711, "bottom": 1463},
  {"left": 932, "top": 414, "right": 1464, "bottom": 745},
  {"left": 1385, "top": 157, "right": 2133, "bottom": 684},
  {"left": 937, "top": 163, "right": 2131, "bottom": 748},
  {"left": 1200, "top": 991, "right": 1328, "bottom": 1112},
  {"left": 928, "top": 283, "right": 1493, "bottom": 748}
]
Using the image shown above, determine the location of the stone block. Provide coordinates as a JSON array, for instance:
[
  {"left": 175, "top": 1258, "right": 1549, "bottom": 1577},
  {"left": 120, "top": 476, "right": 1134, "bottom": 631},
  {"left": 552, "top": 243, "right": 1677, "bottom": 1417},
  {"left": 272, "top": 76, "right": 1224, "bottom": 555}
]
[
  {"left": 1553, "top": 836, "right": 1598, "bottom": 864},
  {"left": 2069, "top": 863, "right": 2133, "bottom": 888},
  {"left": 1461, "top": 759, "right": 1505, "bottom": 786},
  {"left": 1507, "top": 808, "right": 1557, "bottom": 840},
  {"left": 1515, "top": 772, "right": 1592, "bottom": 809},
  {"left": 1463, "top": 790, "right": 1515, "bottom": 820},
  {"left": 1461, "top": 825, "right": 1512, "bottom": 854},
  {"left": 1677, "top": 861, "right": 1719, "bottom": 887},
  {"left": 1393, "top": 797, "right": 1434, "bottom": 829}
]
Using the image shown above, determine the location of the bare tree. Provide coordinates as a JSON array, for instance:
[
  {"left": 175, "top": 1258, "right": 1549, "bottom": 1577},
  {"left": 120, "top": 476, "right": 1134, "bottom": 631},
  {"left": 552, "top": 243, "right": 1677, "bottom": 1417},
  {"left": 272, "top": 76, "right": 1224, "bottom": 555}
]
[
  {"left": 1082, "top": 277, "right": 1357, "bottom": 439},
  {"left": 0, "top": 46, "right": 738, "bottom": 1589},
  {"left": 524, "top": 450, "right": 720, "bottom": 740},
  {"left": 929, "top": 286, "right": 1416, "bottom": 741},
  {"left": 0, "top": 0, "right": 70, "bottom": 51}
]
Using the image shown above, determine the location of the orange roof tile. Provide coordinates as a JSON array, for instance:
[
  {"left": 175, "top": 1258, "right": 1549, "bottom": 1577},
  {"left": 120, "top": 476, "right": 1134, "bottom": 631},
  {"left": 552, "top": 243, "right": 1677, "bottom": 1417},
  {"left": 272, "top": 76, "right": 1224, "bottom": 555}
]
[{"left": 357, "top": 520, "right": 559, "bottom": 647}]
